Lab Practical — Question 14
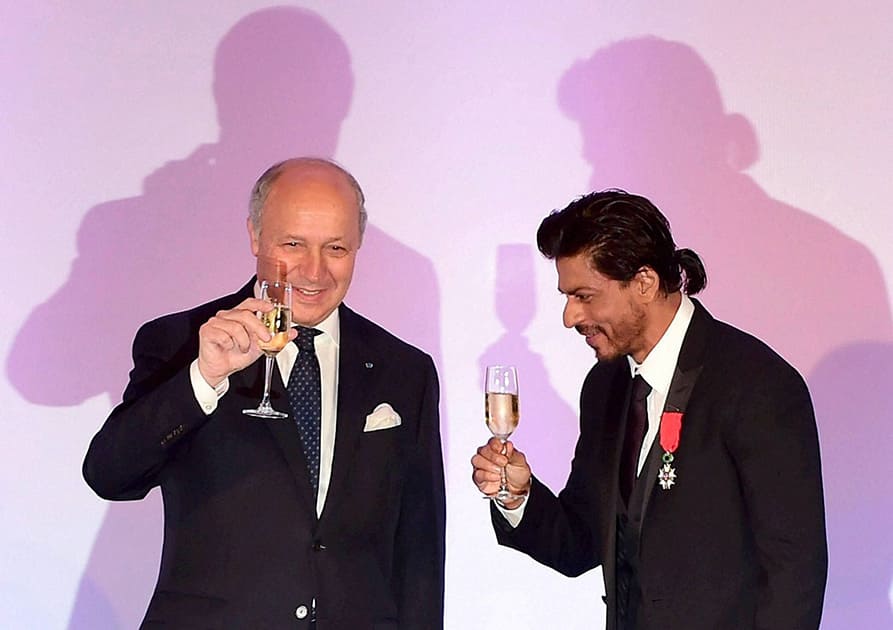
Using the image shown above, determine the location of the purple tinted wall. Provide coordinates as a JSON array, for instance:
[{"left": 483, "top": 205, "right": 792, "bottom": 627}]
[{"left": 2, "top": 3, "right": 890, "bottom": 629}]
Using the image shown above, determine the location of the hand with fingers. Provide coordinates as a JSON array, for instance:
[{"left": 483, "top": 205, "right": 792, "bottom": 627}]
[
  {"left": 197, "top": 297, "right": 297, "bottom": 387},
  {"left": 471, "top": 437, "right": 532, "bottom": 509}
]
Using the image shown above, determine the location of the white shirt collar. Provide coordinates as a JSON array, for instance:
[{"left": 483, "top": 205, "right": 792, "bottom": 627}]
[
  {"left": 627, "top": 294, "right": 695, "bottom": 399},
  {"left": 310, "top": 307, "right": 341, "bottom": 348}
]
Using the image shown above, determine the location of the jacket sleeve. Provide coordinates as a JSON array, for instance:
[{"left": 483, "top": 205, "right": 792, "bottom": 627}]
[
  {"left": 490, "top": 366, "right": 608, "bottom": 578},
  {"left": 82, "top": 318, "right": 212, "bottom": 500},
  {"left": 728, "top": 365, "right": 828, "bottom": 629},
  {"left": 490, "top": 461, "right": 604, "bottom": 578},
  {"left": 392, "top": 356, "right": 446, "bottom": 629}
]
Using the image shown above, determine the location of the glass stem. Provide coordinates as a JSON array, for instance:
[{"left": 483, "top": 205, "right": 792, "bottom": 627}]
[
  {"left": 259, "top": 355, "right": 274, "bottom": 408},
  {"left": 499, "top": 438, "right": 508, "bottom": 494}
]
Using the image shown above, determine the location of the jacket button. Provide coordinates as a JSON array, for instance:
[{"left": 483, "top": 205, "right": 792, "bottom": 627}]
[
  {"left": 295, "top": 605, "right": 308, "bottom": 619},
  {"left": 312, "top": 540, "right": 326, "bottom": 551}
]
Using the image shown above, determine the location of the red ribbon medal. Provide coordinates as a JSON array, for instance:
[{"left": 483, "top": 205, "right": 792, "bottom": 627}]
[{"left": 657, "top": 411, "right": 683, "bottom": 490}]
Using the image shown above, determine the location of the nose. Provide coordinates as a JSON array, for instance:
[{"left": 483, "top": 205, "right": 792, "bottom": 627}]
[
  {"left": 299, "top": 249, "right": 324, "bottom": 283},
  {"left": 563, "top": 298, "right": 581, "bottom": 329}
]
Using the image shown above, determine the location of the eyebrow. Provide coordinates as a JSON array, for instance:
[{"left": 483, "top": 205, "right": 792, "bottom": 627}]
[
  {"left": 558, "top": 285, "right": 597, "bottom": 296},
  {"left": 281, "top": 234, "right": 349, "bottom": 243}
]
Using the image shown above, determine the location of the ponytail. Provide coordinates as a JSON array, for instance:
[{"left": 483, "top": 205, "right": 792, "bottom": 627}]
[{"left": 674, "top": 248, "right": 707, "bottom": 295}]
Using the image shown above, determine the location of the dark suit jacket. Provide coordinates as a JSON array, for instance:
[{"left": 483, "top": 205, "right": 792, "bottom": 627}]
[
  {"left": 83, "top": 280, "right": 446, "bottom": 629},
  {"left": 492, "top": 300, "right": 827, "bottom": 629}
]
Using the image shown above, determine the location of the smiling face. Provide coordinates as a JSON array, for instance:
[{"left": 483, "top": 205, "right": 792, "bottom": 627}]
[
  {"left": 557, "top": 253, "right": 652, "bottom": 363},
  {"left": 248, "top": 162, "right": 361, "bottom": 326}
]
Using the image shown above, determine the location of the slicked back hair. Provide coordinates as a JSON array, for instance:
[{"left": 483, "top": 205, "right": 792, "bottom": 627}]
[{"left": 536, "top": 189, "right": 706, "bottom": 295}]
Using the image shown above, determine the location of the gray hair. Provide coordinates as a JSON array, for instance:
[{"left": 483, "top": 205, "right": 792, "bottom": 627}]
[{"left": 248, "top": 157, "right": 367, "bottom": 239}]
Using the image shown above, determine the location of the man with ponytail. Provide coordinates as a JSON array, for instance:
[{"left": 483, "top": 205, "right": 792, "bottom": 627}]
[{"left": 472, "top": 190, "right": 827, "bottom": 629}]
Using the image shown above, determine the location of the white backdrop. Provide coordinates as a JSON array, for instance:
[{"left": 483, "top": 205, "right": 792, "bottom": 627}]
[{"left": 2, "top": 2, "right": 891, "bottom": 628}]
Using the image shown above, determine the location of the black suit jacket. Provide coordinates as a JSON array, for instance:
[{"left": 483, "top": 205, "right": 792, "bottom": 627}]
[
  {"left": 493, "top": 300, "right": 827, "bottom": 629},
  {"left": 83, "top": 280, "right": 446, "bottom": 629}
]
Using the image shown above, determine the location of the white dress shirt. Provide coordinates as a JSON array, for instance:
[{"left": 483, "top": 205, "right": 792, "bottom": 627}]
[
  {"left": 627, "top": 294, "right": 694, "bottom": 476},
  {"left": 499, "top": 295, "right": 695, "bottom": 526},
  {"left": 190, "top": 302, "right": 341, "bottom": 517}
]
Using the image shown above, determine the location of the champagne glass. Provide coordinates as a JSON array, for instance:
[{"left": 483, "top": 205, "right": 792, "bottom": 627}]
[
  {"left": 484, "top": 365, "right": 520, "bottom": 502},
  {"left": 243, "top": 280, "right": 292, "bottom": 418}
]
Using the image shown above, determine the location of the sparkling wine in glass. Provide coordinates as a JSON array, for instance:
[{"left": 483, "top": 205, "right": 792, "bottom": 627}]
[
  {"left": 484, "top": 365, "right": 520, "bottom": 501},
  {"left": 243, "top": 280, "right": 292, "bottom": 418}
]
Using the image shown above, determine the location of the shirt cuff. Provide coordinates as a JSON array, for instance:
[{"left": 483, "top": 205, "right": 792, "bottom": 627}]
[
  {"left": 495, "top": 495, "right": 528, "bottom": 528},
  {"left": 190, "top": 359, "right": 229, "bottom": 415}
]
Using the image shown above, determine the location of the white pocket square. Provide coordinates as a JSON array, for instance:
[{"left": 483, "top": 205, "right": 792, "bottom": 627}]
[{"left": 364, "top": 403, "right": 402, "bottom": 432}]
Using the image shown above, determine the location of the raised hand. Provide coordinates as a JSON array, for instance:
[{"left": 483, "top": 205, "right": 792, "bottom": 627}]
[{"left": 197, "top": 297, "right": 295, "bottom": 387}]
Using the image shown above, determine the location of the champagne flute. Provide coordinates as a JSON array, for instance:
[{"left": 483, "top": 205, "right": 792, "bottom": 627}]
[
  {"left": 484, "top": 365, "right": 520, "bottom": 502},
  {"left": 243, "top": 280, "right": 292, "bottom": 418}
]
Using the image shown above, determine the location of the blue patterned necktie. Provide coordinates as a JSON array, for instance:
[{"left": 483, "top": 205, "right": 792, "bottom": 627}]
[{"left": 288, "top": 326, "right": 323, "bottom": 493}]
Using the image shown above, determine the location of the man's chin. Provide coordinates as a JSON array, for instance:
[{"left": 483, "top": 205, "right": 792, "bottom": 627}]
[
  {"left": 587, "top": 339, "right": 619, "bottom": 362},
  {"left": 293, "top": 304, "right": 337, "bottom": 328}
]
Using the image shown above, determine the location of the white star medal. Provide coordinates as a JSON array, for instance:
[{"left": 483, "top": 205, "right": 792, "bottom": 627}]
[
  {"left": 658, "top": 411, "right": 683, "bottom": 491},
  {"left": 658, "top": 453, "right": 677, "bottom": 490}
]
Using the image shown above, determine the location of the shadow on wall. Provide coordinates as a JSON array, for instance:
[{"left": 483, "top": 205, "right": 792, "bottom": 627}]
[
  {"left": 5, "top": 7, "right": 442, "bottom": 629},
  {"left": 558, "top": 36, "right": 893, "bottom": 628},
  {"left": 810, "top": 342, "right": 893, "bottom": 628},
  {"left": 478, "top": 244, "right": 577, "bottom": 490}
]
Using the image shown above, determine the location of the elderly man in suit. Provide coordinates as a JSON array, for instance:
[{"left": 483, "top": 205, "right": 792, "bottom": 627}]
[
  {"left": 84, "top": 158, "right": 445, "bottom": 629},
  {"left": 472, "top": 190, "right": 827, "bottom": 629}
]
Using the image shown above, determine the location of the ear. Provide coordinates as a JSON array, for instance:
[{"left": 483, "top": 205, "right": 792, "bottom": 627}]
[
  {"left": 247, "top": 217, "right": 260, "bottom": 256},
  {"left": 634, "top": 266, "right": 660, "bottom": 303}
]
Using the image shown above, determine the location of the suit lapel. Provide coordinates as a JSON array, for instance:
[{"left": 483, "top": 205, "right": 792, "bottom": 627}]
[
  {"left": 236, "top": 350, "right": 320, "bottom": 514},
  {"left": 319, "top": 305, "right": 378, "bottom": 524},
  {"left": 610, "top": 368, "right": 635, "bottom": 509},
  {"left": 637, "top": 301, "right": 711, "bottom": 522}
]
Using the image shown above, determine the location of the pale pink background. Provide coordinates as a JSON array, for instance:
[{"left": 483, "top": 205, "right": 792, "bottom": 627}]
[{"left": 2, "top": 2, "right": 891, "bottom": 628}]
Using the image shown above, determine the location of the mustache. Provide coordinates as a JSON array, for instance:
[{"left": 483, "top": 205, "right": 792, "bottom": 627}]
[{"left": 576, "top": 324, "right": 602, "bottom": 336}]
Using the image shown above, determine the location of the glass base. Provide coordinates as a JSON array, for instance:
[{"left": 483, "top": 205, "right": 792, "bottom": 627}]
[
  {"left": 243, "top": 405, "right": 288, "bottom": 419},
  {"left": 483, "top": 489, "right": 524, "bottom": 502}
]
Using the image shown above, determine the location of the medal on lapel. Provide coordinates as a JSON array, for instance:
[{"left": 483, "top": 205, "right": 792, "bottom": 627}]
[{"left": 658, "top": 411, "right": 683, "bottom": 490}]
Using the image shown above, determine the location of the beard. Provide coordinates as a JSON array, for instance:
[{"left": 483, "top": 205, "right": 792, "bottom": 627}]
[{"left": 576, "top": 302, "right": 647, "bottom": 361}]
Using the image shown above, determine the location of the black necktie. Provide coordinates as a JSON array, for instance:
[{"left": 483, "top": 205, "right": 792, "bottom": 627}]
[
  {"left": 288, "top": 327, "right": 323, "bottom": 493},
  {"left": 620, "top": 374, "right": 651, "bottom": 504}
]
